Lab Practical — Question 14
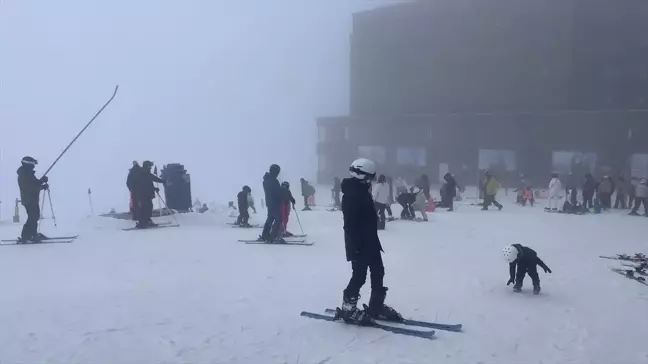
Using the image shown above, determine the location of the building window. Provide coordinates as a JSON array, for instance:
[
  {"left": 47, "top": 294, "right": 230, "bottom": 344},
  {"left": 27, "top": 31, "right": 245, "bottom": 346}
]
[
  {"left": 631, "top": 154, "right": 648, "bottom": 178},
  {"left": 551, "top": 151, "right": 597, "bottom": 175},
  {"left": 396, "top": 147, "right": 426, "bottom": 167},
  {"left": 478, "top": 149, "right": 517, "bottom": 172},
  {"left": 318, "top": 154, "right": 327, "bottom": 172},
  {"left": 318, "top": 126, "right": 326, "bottom": 143},
  {"left": 358, "top": 145, "right": 386, "bottom": 164}
]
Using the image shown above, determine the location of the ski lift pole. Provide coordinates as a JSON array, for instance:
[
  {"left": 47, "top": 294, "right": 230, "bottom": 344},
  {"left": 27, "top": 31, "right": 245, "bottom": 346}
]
[
  {"left": 42, "top": 85, "right": 119, "bottom": 178},
  {"left": 47, "top": 188, "right": 57, "bottom": 228}
]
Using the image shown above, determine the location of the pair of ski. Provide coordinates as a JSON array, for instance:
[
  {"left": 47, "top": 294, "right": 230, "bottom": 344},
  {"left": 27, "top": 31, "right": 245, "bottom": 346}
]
[
  {"left": 122, "top": 221, "right": 179, "bottom": 231},
  {"left": 610, "top": 268, "right": 648, "bottom": 286},
  {"left": 1, "top": 235, "right": 79, "bottom": 246},
  {"left": 228, "top": 223, "right": 261, "bottom": 228},
  {"left": 599, "top": 254, "right": 647, "bottom": 263},
  {"left": 301, "top": 308, "right": 462, "bottom": 340},
  {"left": 238, "top": 236, "right": 312, "bottom": 246}
]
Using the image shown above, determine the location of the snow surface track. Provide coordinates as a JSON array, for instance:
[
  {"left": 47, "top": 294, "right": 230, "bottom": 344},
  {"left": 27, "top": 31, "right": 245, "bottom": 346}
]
[{"left": 1, "top": 203, "right": 648, "bottom": 364}]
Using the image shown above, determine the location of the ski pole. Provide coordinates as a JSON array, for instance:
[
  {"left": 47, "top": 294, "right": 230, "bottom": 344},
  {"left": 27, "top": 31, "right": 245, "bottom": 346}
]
[
  {"left": 42, "top": 85, "right": 119, "bottom": 178},
  {"left": 156, "top": 190, "right": 180, "bottom": 226},
  {"left": 292, "top": 206, "right": 305, "bottom": 236},
  {"left": 88, "top": 188, "right": 94, "bottom": 216},
  {"left": 47, "top": 188, "right": 57, "bottom": 228}
]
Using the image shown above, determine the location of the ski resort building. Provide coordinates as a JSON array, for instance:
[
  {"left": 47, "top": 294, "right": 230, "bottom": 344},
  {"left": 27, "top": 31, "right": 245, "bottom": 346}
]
[{"left": 316, "top": 0, "right": 648, "bottom": 187}]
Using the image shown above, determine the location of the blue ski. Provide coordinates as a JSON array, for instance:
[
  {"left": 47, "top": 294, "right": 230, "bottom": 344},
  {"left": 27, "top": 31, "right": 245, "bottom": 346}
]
[
  {"left": 324, "top": 308, "right": 462, "bottom": 332},
  {"left": 300, "top": 311, "right": 435, "bottom": 339}
]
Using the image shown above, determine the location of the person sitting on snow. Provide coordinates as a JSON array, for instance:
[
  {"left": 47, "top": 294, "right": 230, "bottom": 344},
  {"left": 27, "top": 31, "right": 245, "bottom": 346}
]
[
  {"left": 503, "top": 244, "right": 552, "bottom": 295},
  {"left": 411, "top": 186, "right": 428, "bottom": 221},
  {"left": 396, "top": 190, "right": 416, "bottom": 220}
]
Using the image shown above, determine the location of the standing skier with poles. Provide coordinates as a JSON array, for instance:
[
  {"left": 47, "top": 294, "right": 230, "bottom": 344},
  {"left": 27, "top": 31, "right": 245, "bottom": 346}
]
[
  {"left": 260, "top": 164, "right": 285, "bottom": 243},
  {"left": 134, "top": 160, "right": 165, "bottom": 229},
  {"left": 16, "top": 157, "right": 50, "bottom": 243},
  {"left": 338, "top": 158, "right": 402, "bottom": 324}
]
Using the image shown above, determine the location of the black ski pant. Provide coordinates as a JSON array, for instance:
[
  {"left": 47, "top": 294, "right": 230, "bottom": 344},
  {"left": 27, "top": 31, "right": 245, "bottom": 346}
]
[
  {"left": 261, "top": 206, "right": 283, "bottom": 240},
  {"left": 399, "top": 203, "right": 415, "bottom": 219},
  {"left": 614, "top": 193, "right": 627, "bottom": 209},
  {"left": 631, "top": 197, "right": 648, "bottom": 215},
  {"left": 583, "top": 192, "right": 594, "bottom": 209},
  {"left": 482, "top": 194, "right": 502, "bottom": 210},
  {"left": 333, "top": 191, "right": 341, "bottom": 208},
  {"left": 138, "top": 198, "right": 154, "bottom": 225},
  {"left": 237, "top": 209, "right": 250, "bottom": 225},
  {"left": 599, "top": 193, "right": 612, "bottom": 209},
  {"left": 628, "top": 196, "right": 635, "bottom": 209},
  {"left": 514, "top": 262, "right": 540, "bottom": 288},
  {"left": 374, "top": 202, "right": 386, "bottom": 229},
  {"left": 21, "top": 203, "right": 40, "bottom": 240},
  {"left": 130, "top": 192, "right": 140, "bottom": 221},
  {"left": 303, "top": 196, "right": 310, "bottom": 209},
  {"left": 385, "top": 204, "right": 393, "bottom": 217},
  {"left": 344, "top": 252, "right": 385, "bottom": 299}
]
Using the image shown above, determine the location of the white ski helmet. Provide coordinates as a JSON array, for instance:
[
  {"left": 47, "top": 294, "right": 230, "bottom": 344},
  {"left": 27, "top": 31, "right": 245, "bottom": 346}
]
[
  {"left": 502, "top": 245, "right": 519, "bottom": 263},
  {"left": 412, "top": 186, "right": 421, "bottom": 194},
  {"left": 349, "top": 158, "right": 376, "bottom": 181}
]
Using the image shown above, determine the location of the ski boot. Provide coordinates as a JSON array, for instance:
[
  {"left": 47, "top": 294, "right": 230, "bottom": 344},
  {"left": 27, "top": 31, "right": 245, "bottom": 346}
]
[
  {"left": 513, "top": 284, "right": 522, "bottom": 293},
  {"left": 336, "top": 293, "right": 373, "bottom": 325},
  {"left": 629, "top": 211, "right": 640, "bottom": 216},
  {"left": 533, "top": 285, "right": 541, "bottom": 295},
  {"left": 366, "top": 287, "right": 403, "bottom": 322},
  {"left": 257, "top": 234, "right": 270, "bottom": 242},
  {"left": 302, "top": 207, "right": 312, "bottom": 211},
  {"left": 147, "top": 220, "right": 159, "bottom": 228},
  {"left": 36, "top": 232, "right": 49, "bottom": 240},
  {"left": 282, "top": 231, "right": 294, "bottom": 237}
]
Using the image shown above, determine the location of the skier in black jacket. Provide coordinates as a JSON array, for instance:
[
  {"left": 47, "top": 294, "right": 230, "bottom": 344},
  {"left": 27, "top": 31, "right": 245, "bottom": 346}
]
[
  {"left": 135, "top": 160, "right": 165, "bottom": 228},
  {"left": 126, "top": 161, "right": 141, "bottom": 221},
  {"left": 260, "top": 164, "right": 284, "bottom": 242},
  {"left": 236, "top": 185, "right": 252, "bottom": 227},
  {"left": 503, "top": 244, "right": 552, "bottom": 294},
  {"left": 582, "top": 173, "right": 598, "bottom": 210},
  {"left": 442, "top": 173, "right": 459, "bottom": 211},
  {"left": 17, "top": 156, "right": 49, "bottom": 242},
  {"left": 339, "top": 158, "right": 401, "bottom": 324}
]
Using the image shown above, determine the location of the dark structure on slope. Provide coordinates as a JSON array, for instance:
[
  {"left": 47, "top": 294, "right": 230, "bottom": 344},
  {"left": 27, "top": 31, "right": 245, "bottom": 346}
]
[{"left": 317, "top": 0, "right": 648, "bottom": 187}]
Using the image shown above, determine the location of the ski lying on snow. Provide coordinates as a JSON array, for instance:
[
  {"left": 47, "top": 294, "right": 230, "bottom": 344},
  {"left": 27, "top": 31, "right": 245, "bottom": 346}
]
[
  {"left": 323, "top": 308, "right": 462, "bottom": 332},
  {"left": 1, "top": 235, "right": 79, "bottom": 242},
  {"left": 610, "top": 268, "right": 648, "bottom": 286},
  {"left": 122, "top": 224, "right": 180, "bottom": 232},
  {"left": 300, "top": 311, "right": 435, "bottom": 339},
  {"left": 1, "top": 239, "right": 74, "bottom": 246},
  {"left": 239, "top": 239, "right": 314, "bottom": 246},
  {"left": 599, "top": 254, "right": 647, "bottom": 263}
]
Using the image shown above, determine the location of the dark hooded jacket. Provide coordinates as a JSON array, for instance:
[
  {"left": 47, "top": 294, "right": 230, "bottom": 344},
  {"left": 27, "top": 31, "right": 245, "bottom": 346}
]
[
  {"left": 281, "top": 186, "right": 296, "bottom": 206},
  {"left": 341, "top": 178, "right": 383, "bottom": 262},
  {"left": 443, "top": 173, "right": 458, "bottom": 198},
  {"left": 135, "top": 168, "right": 164, "bottom": 200},
  {"left": 127, "top": 165, "right": 141, "bottom": 193},
  {"left": 17, "top": 165, "right": 46, "bottom": 205},
  {"left": 583, "top": 174, "right": 598, "bottom": 195},
  {"left": 263, "top": 172, "right": 282, "bottom": 210},
  {"left": 237, "top": 190, "right": 249, "bottom": 211},
  {"left": 508, "top": 244, "right": 551, "bottom": 281}
]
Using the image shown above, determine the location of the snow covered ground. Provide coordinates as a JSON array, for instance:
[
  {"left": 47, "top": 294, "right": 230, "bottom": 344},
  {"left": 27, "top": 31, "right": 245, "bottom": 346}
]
[{"left": 1, "top": 198, "right": 648, "bottom": 364}]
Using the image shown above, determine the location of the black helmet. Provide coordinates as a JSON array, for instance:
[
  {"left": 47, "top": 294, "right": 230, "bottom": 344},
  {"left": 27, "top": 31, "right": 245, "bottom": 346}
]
[
  {"left": 243, "top": 185, "right": 251, "bottom": 193},
  {"left": 269, "top": 164, "right": 281, "bottom": 176},
  {"left": 143, "top": 160, "right": 154, "bottom": 168},
  {"left": 281, "top": 181, "right": 290, "bottom": 188},
  {"left": 21, "top": 156, "right": 38, "bottom": 166}
]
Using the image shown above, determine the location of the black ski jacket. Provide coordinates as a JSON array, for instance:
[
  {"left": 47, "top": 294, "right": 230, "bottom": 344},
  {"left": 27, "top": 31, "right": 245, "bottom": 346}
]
[
  {"left": 443, "top": 173, "right": 458, "bottom": 198},
  {"left": 583, "top": 175, "right": 598, "bottom": 194},
  {"left": 17, "top": 166, "right": 46, "bottom": 205},
  {"left": 341, "top": 178, "right": 383, "bottom": 262},
  {"left": 237, "top": 191, "right": 249, "bottom": 211},
  {"left": 509, "top": 244, "right": 551, "bottom": 280},
  {"left": 332, "top": 178, "right": 341, "bottom": 193},
  {"left": 281, "top": 187, "right": 296, "bottom": 206},
  {"left": 135, "top": 169, "right": 164, "bottom": 200},
  {"left": 126, "top": 165, "right": 141, "bottom": 193},
  {"left": 263, "top": 172, "right": 282, "bottom": 210}
]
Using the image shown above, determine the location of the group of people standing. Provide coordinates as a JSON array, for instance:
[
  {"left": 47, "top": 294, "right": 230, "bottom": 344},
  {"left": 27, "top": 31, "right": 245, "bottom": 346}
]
[{"left": 126, "top": 161, "right": 165, "bottom": 229}]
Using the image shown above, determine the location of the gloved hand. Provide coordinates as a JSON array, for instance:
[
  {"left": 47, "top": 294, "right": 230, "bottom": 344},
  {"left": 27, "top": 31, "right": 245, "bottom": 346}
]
[
  {"left": 507, "top": 278, "right": 515, "bottom": 286},
  {"left": 543, "top": 267, "right": 552, "bottom": 274},
  {"left": 40, "top": 176, "right": 48, "bottom": 183},
  {"left": 42, "top": 183, "right": 50, "bottom": 190},
  {"left": 154, "top": 187, "right": 160, "bottom": 193}
]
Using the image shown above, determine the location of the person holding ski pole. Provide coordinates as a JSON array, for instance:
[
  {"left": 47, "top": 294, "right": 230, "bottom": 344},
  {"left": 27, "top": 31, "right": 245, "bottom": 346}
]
[
  {"left": 135, "top": 160, "right": 165, "bottom": 229},
  {"left": 17, "top": 156, "right": 50, "bottom": 243}
]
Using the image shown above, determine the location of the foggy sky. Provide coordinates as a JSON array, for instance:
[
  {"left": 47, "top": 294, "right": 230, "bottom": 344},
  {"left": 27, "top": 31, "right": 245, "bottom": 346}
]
[{"left": 0, "top": 0, "right": 385, "bottom": 219}]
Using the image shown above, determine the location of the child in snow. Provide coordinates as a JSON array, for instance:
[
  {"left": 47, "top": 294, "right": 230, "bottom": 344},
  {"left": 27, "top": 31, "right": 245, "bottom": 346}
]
[
  {"left": 547, "top": 173, "right": 563, "bottom": 211},
  {"left": 629, "top": 178, "right": 648, "bottom": 216},
  {"left": 236, "top": 186, "right": 252, "bottom": 227},
  {"left": 503, "top": 244, "right": 552, "bottom": 294},
  {"left": 411, "top": 186, "right": 428, "bottom": 221},
  {"left": 280, "top": 181, "right": 296, "bottom": 236}
]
